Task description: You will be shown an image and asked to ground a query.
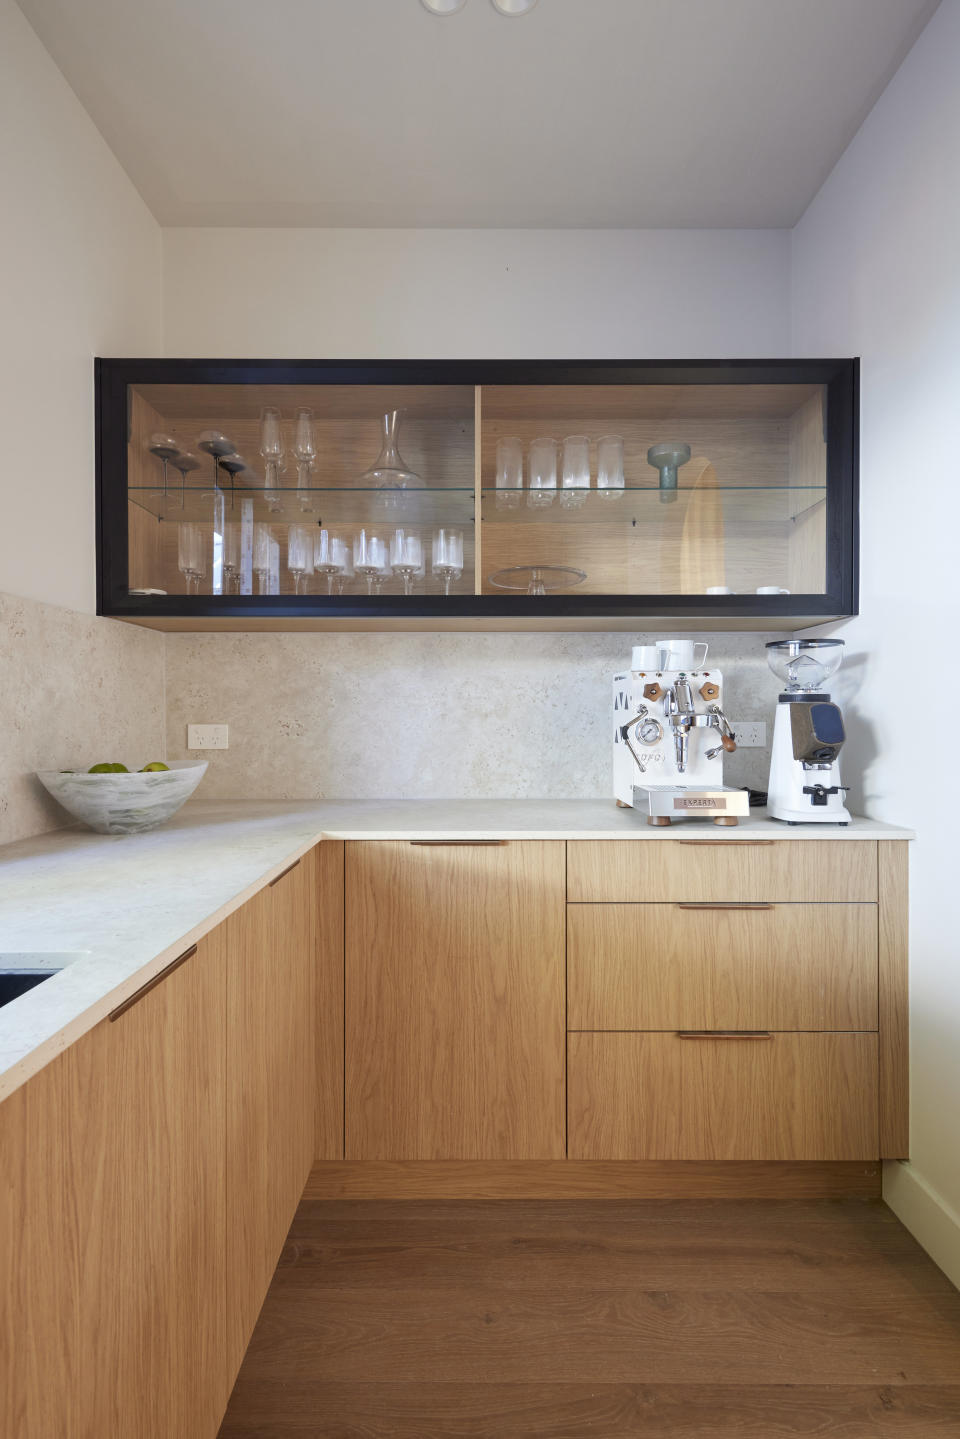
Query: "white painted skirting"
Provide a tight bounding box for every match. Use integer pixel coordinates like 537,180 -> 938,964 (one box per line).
884,1161 -> 960,1292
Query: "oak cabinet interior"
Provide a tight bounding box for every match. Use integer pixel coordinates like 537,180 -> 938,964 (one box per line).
97,358 -> 858,629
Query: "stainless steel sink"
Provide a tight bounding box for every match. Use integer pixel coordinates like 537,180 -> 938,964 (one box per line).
0,953 -> 87,1009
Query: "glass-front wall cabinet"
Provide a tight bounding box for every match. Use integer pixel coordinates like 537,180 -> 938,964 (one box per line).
97,360 -> 857,627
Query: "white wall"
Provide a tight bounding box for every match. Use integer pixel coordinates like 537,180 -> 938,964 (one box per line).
163,228 -> 790,357
792,0 -> 960,1286
0,0 -> 161,614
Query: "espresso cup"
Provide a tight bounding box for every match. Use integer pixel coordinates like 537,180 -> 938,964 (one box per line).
756,586 -> 790,595
706,586 -> 733,595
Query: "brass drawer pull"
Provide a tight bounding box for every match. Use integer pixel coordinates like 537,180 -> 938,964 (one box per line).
409,840 -> 508,847
269,858 -> 302,886
677,1030 -> 773,1040
676,839 -> 775,846
676,903 -> 775,911
109,945 -> 198,1021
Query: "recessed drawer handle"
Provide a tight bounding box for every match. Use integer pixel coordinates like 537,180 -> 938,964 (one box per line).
109,945 -> 198,1021
676,839 -> 775,846
677,1030 -> 773,1040
409,840 -> 508,847
676,903 -> 775,911
269,858 -> 302,886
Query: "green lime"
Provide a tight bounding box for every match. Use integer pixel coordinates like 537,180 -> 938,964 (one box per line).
88,762 -> 129,774
139,762 -> 170,772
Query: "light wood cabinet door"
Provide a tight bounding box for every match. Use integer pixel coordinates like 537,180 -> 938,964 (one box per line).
1,929 -> 229,1439
568,902 -> 879,1032
345,840 -> 566,1160
316,840 -> 345,1160
225,848 -> 318,1361
567,839 -> 878,903
568,1031 -> 879,1161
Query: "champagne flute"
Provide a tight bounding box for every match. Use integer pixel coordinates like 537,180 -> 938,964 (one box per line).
431,528 -> 463,596
222,522 -> 241,593
260,408 -> 284,512
293,408 -> 316,512
253,523 -> 275,595
390,529 -> 424,596
287,524 -> 314,594
177,523 -> 207,595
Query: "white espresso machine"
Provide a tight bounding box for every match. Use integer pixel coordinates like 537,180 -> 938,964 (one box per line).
766,638 -> 851,824
613,640 -> 749,826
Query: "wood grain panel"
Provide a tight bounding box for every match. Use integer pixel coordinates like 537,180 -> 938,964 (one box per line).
315,841 -> 345,1160
568,1032 -> 879,1161
480,383 -> 823,423
879,840 -> 910,1158
567,903 -> 879,1032
345,840 -> 565,1160
567,839 -> 878,903
303,1160 -> 881,1200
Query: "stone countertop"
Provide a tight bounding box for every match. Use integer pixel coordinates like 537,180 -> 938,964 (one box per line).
0,798 -> 913,1099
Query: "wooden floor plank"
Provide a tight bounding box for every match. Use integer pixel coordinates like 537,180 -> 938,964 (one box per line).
218,1199 -> 960,1437
219,1382 -> 960,1438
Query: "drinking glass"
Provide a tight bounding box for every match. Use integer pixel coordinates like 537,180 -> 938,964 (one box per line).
287,525 -> 314,594
561,434 -> 591,508
260,407 -> 284,512
596,434 -> 625,499
253,523 -> 275,595
177,523 -> 207,595
390,528 -> 424,595
314,529 -> 346,595
495,436 -> 523,510
431,527 -> 464,596
222,522 -> 241,593
527,437 -> 557,509
353,530 -> 389,595
293,408 -> 316,512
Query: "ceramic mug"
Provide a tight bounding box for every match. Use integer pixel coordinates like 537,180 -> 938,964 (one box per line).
656,638 -> 709,670
756,586 -> 791,595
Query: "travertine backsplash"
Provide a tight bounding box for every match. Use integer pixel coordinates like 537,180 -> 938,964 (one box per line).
0,593 -> 166,843
164,632 -> 777,800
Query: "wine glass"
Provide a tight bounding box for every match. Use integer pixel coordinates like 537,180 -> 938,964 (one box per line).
177,523 -> 207,595
147,433 -> 180,509
390,529 -> 424,596
293,408 -> 316,512
260,408 -> 284,512
287,525 -> 314,594
561,435 -> 590,508
253,524 -> 275,595
431,528 -> 463,596
198,431 -> 236,493
314,529 -> 347,595
596,434 -> 625,499
528,437 -> 557,509
353,530 -> 389,595
495,436 -> 523,510
170,449 -> 202,510
222,522 -> 241,593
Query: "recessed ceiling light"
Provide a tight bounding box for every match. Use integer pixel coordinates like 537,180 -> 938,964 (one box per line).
420,0 -> 467,13
491,0 -> 538,12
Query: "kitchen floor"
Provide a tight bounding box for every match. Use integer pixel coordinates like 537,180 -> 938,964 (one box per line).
217,1198 -> 960,1437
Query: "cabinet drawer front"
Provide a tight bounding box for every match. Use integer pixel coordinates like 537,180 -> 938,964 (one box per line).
568,1032 -> 878,1161
567,840 -> 877,903
568,903 -> 878,1032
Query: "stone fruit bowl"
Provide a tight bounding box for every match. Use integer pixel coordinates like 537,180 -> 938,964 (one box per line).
36,761 -> 208,835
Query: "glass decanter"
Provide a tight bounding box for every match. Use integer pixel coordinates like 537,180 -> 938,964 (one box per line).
357,409 -> 423,490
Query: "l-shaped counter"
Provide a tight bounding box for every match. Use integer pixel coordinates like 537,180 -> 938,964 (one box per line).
0,797 -> 913,1100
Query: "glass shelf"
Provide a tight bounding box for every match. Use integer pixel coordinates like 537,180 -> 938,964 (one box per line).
128,485 -> 476,527
480,486 -> 826,525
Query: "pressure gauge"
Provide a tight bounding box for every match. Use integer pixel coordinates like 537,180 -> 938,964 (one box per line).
636,717 -> 663,746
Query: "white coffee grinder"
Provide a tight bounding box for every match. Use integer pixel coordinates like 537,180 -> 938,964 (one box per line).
613,639 -> 749,826
766,638 -> 851,824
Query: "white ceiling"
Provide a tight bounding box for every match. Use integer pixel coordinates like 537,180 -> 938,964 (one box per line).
17,0 -> 939,228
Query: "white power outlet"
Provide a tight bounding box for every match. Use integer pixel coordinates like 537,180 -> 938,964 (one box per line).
732,721 -> 766,748
187,723 -> 229,751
